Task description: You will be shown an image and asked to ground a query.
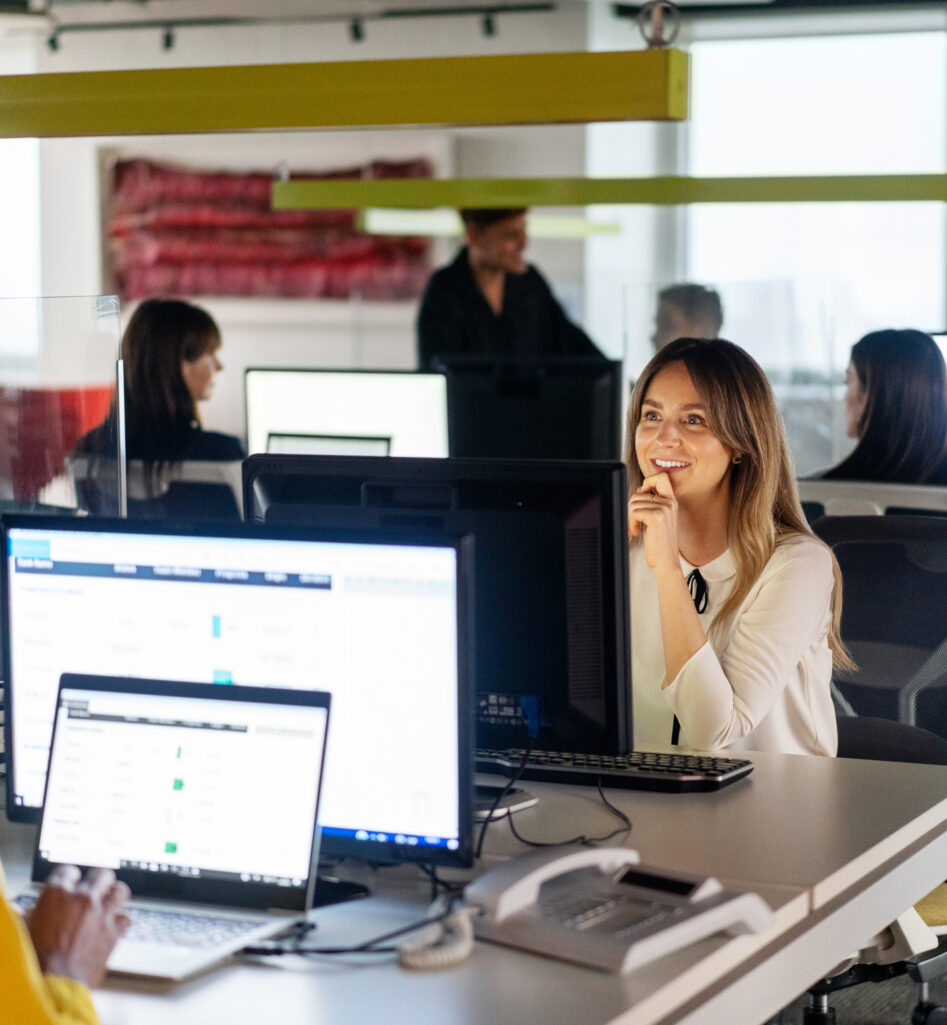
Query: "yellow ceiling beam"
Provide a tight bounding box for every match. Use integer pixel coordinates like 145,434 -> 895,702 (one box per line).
0,49 -> 688,138
273,174 -> 947,209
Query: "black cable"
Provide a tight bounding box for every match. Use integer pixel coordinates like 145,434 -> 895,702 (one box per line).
416,862 -> 462,901
504,780 -> 632,848
473,736 -> 535,859
242,905 -> 456,958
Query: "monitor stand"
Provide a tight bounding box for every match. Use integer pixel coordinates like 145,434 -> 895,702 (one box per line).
474,783 -> 539,821
314,873 -> 371,907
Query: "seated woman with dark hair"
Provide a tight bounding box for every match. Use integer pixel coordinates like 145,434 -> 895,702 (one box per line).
74,299 -> 245,516
821,328 -> 947,484
76,297 -> 244,466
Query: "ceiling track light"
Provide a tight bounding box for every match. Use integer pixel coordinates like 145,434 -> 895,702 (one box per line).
162,26 -> 174,50
35,5 -> 555,49
46,29 -> 58,51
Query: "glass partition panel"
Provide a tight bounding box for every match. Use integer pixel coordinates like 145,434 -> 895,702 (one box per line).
0,295 -> 121,514
621,279 -> 844,479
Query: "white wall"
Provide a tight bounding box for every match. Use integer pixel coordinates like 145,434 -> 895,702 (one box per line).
31,4 -> 592,440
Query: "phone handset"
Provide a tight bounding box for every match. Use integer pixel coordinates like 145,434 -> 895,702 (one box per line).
464,846 -> 640,922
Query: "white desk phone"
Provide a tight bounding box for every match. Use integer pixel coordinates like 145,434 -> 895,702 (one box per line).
463,846 -> 774,973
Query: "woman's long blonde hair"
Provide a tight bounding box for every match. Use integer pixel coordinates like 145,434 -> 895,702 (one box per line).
624,337 -> 853,669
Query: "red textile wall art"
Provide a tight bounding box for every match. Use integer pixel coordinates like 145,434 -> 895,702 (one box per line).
0,385 -> 114,500
106,157 -> 433,302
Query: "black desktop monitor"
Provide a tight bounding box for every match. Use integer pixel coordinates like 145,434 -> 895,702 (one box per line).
244,455 -> 631,755
2,515 -> 473,872
433,355 -> 623,460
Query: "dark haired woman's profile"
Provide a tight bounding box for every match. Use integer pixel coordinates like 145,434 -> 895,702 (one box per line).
74,298 -> 245,511
821,328 -> 947,484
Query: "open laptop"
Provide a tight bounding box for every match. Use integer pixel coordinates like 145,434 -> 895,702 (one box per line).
23,673 -> 331,982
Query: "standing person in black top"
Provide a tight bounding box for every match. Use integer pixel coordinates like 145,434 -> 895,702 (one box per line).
416,207 -> 603,370
819,328 -> 947,484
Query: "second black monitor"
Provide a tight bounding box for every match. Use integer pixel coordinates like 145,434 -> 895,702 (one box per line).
244,454 -> 631,755
434,355 -> 623,460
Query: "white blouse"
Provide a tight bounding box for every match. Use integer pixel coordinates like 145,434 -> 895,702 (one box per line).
630,534 -> 837,756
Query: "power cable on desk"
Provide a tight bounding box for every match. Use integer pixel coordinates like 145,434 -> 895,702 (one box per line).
241,899 -> 476,969
475,736 -> 633,852
505,781 -> 632,848
473,735 -> 535,859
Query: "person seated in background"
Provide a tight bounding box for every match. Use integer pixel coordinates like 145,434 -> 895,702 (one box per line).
416,207 -> 604,371
819,328 -> 947,484
76,297 -> 245,469
3,863 -> 129,1025
627,337 -> 851,756
651,283 -> 724,352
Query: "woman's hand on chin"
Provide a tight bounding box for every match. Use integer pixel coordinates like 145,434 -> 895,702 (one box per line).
628,473 -> 680,572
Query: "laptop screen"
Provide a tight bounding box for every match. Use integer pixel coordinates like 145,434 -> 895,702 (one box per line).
3,517 -> 472,868
36,676 -> 330,911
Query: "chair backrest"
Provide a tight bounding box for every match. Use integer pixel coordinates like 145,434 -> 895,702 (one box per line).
836,715 -> 947,765
798,479 -> 947,522
812,515 -> 947,731
70,457 -> 243,521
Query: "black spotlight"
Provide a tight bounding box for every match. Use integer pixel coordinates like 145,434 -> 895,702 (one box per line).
482,14 -> 496,37
162,27 -> 175,51
46,32 -> 59,52
349,18 -> 364,42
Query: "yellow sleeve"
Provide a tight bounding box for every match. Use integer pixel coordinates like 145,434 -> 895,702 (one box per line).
0,864 -> 102,1025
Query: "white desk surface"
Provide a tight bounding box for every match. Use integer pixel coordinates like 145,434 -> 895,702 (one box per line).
3,750 -> 947,1025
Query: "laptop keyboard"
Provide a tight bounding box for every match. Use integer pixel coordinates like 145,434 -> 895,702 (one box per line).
475,748 -> 754,793
14,894 -> 261,948
121,907 -> 263,948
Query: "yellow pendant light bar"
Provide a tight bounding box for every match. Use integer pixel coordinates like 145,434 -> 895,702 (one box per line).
0,48 -> 688,139
274,173 -> 947,210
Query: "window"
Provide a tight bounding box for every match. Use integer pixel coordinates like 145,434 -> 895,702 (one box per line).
685,29 -> 947,473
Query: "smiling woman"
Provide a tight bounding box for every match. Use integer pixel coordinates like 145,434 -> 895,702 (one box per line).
624,337 -> 851,757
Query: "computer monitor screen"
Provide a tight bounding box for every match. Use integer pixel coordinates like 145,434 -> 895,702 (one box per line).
245,368 -> 448,458
266,433 -> 391,457
244,455 -> 631,756
2,516 -> 473,869
433,355 -> 623,460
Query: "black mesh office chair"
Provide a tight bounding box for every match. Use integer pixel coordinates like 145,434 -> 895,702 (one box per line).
70,457 -> 243,521
801,716 -> 947,1025
811,516 -> 947,735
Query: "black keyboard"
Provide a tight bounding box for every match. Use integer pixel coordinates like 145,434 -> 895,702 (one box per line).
475,748 -> 754,793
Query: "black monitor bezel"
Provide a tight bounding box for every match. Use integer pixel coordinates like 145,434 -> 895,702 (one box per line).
1,514 -> 475,870
242,454 -> 632,757
433,354 -> 623,461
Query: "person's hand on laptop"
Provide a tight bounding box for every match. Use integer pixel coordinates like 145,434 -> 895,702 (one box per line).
27,865 -> 131,986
